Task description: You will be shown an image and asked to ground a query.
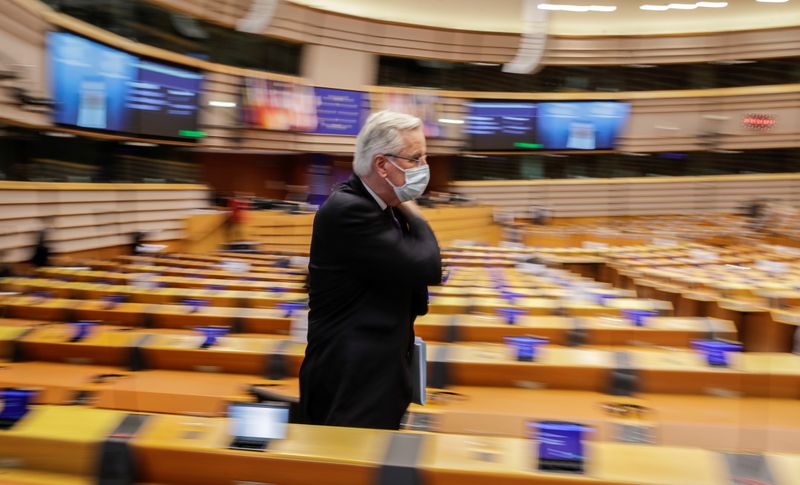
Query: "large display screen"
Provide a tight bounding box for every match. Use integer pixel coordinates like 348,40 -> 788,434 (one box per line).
372,92 -> 442,138
48,31 -> 203,139
312,87 -> 368,136
536,102 -> 630,150
464,102 -> 538,151
241,78 -> 317,132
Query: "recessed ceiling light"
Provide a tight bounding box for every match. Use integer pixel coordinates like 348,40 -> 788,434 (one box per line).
124,141 -> 159,147
538,3 -> 616,11
640,4 -> 670,10
208,100 -> 237,108
44,131 -> 76,138
756,0 -> 788,3
668,3 -> 698,9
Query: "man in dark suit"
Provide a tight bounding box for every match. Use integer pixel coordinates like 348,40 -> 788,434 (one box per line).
299,111 -> 442,430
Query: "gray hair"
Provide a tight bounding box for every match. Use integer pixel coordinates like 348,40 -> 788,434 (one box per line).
353,110 -> 422,177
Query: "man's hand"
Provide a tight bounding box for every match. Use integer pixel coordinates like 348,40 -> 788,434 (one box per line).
396,200 -> 426,220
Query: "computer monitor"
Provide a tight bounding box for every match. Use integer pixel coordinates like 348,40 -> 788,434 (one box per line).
530,420 -> 590,473
228,402 -> 289,452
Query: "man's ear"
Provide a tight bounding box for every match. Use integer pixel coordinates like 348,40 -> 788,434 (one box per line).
374,155 -> 388,177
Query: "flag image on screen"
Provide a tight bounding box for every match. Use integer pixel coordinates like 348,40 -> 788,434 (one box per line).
49,32 -> 137,132
537,102 -> 630,150
48,31 -> 204,139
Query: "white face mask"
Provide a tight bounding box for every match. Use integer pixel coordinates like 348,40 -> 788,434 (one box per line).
385,159 -> 430,202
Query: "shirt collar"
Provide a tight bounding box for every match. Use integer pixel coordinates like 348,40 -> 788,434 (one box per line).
360,177 -> 388,211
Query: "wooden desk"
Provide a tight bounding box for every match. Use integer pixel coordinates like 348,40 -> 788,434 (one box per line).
419,436 -> 728,485
412,387 -> 800,453
0,296 -> 80,322
0,470 -> 92,484
0,324 -> 35,360
5,278 -> 306,310
0,362 -> 120,404
0,406 -> 125,476
428,296 -> 671,318
74,301 -> 153,326
132,416 -> 386,485
140,334 -> 299,375
91,370 -> 287,415
767,453 -> 800,485
439,343 -> 613,390
18,324 -> 139,367
415,314 -> 735,347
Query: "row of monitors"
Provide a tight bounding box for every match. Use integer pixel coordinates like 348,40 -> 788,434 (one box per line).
49,31 -> 629,149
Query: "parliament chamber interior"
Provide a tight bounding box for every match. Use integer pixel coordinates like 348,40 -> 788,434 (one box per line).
0,0 -> 800,483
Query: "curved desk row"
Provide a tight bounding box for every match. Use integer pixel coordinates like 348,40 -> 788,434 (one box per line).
0,296 -> 292,333
37,267 -> 307,292
4,405 -> 799,485
2,277 -> 307,308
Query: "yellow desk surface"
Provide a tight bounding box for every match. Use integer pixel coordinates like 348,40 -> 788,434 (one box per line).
116,264 -> 306,283
5,278 -> 306,309
0,362 -> 120,404
428,296 -> 671,317
414,387 -> 800,453
0,295 -> 80,321
92,370 -> 278,415
0,325 -> 35,359
415,315 -> 735,346
0,406 -> 126,476
767,453 -> 800,485
0,469 -> 92,485
18,324 -> 138,366
133,416 -> 386,485
419,436 -> 727,485
139,334 -> 297,375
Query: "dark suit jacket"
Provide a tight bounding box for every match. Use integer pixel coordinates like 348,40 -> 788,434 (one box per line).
299,175 -> 441,430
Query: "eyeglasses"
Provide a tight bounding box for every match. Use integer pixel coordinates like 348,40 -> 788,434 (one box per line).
384,153 -> 427,167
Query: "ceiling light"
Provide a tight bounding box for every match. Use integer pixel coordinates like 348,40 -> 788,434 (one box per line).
668,3 -> 698,9
538,3 -> 616,11
697,1 -> 727,6
208,100 -> 237,108
640,4 -> 670,10
438,118 -> 465,125
712,59 -> 756,64
470,62 -> 501,66
756,0 -> 788,3
44,131 -> 76,138
124,141 -> 159,147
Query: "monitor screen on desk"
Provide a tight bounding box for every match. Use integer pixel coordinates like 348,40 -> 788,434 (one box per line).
229,402 -> 289,441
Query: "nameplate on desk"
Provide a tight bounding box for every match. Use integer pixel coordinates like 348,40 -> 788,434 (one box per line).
611,423 -> 656,444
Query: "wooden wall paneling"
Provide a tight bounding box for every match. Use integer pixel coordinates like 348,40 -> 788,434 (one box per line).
450,173 -> 800,218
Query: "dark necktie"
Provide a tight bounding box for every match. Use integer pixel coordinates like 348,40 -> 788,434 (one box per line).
386,207 -> 402,232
